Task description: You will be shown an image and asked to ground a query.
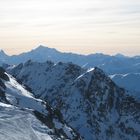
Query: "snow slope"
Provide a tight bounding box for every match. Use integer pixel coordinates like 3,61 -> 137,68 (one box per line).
0,103 -> 53,140
0,67 -> 81,140
110,73 -> 140,98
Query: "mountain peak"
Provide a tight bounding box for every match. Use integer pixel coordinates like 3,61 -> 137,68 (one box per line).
93,67 -> 106,75
33,45 -> 58,52
114,53 -> 126,58
0,49 -> 7,56
0,49 -> 4,53
36,45 -> 48,49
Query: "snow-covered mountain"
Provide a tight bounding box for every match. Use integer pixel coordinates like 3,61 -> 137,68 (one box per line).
0,50 -> 9,65
8,61 -> 140,140
0,45 -> 140,95
0,67 -> 81,140
110,73 -> 140,98
0,45 -> 140,74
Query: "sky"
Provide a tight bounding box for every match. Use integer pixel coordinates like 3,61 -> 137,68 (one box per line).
0,0 -> 140,56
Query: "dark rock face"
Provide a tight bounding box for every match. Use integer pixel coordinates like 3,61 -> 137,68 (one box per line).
0,67 -> 9,81
0,79 -> 6,89
0,89 -> 9,103
34,110 -> 81,140
0,76 -> 9,104
0,67 -> 5,73
0,67 -> 8,103
8,61 -> 140,140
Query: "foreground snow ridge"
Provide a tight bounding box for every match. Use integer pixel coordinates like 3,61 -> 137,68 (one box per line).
0,103 -> 53,140
0,68 -> 81,140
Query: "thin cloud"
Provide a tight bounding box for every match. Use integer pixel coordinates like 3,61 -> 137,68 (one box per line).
0,0 -> 140,55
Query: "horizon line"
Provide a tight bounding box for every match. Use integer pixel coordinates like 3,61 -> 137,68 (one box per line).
0,45 -> 139,57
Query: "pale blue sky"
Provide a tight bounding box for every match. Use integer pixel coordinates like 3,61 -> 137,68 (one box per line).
0,0 -> 140,55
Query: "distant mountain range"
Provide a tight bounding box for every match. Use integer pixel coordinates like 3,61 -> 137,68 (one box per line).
1,45 -> 140,70
0,45 -> 140,97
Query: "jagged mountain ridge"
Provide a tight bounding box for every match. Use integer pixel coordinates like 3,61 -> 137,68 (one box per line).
8,60 -> 140,140
0,67 -> 81,140
1,45 -> 140,96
